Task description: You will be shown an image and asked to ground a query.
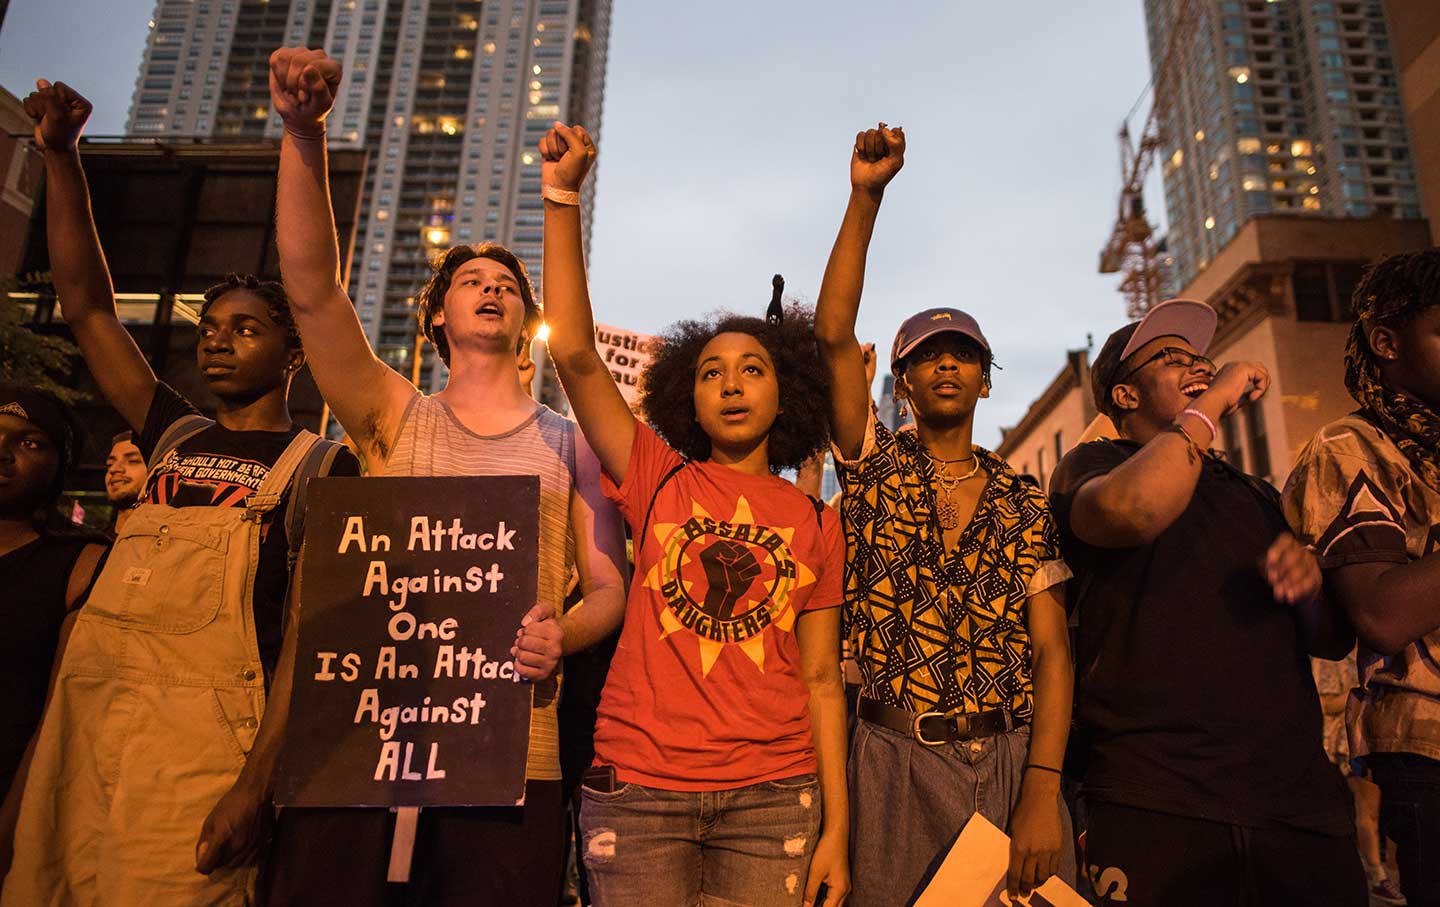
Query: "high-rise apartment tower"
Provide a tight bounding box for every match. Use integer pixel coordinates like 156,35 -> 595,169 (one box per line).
1143,0 -> 1423,286
128,0 -> 611,386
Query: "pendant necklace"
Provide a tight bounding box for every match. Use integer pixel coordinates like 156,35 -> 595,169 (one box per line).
931,454 -> 981,530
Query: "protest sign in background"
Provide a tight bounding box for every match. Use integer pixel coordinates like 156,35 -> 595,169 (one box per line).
276,476 -> 539,808
594,322 -> 656,405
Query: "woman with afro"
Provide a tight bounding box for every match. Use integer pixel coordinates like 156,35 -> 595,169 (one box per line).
539,122 -> 850,907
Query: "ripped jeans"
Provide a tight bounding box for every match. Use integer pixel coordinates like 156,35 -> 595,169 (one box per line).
579,774 -> 821,907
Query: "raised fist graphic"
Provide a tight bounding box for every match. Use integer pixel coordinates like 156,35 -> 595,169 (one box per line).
698,539 -> 762,620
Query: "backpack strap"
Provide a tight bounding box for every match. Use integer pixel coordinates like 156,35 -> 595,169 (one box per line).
141,414 -> 215,496
638,461 -> 687,548
283,437 -> 347,570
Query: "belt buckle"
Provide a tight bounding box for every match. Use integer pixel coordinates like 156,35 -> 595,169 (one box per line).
911,710 -> 948,747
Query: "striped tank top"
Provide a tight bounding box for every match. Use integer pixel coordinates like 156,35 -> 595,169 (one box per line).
383,394 -> 575,781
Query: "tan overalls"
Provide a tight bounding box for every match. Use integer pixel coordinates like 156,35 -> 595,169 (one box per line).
4,427 -> 318,907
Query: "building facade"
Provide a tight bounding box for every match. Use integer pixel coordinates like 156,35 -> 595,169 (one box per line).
1144,0 -> 1424,287
999,216 -> 1431,489
127,0 -> 612,387
1382,0 -> 1440,244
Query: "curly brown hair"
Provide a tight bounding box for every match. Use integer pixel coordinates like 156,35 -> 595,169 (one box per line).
201,274 -> 300,350
639,304 -> 830,472
416,243 -> 541,364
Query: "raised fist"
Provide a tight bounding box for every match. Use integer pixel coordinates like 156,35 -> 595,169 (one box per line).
268,47 -> 342,137
538,122 -> 596,192
852,122 -> 905,193
1200,360 -> 1270,416
23,80 -> 92,153
699,539 -> 762,621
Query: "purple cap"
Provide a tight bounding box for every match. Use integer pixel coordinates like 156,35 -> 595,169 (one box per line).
890,308 -> 990,374
1091,298 -> 1218,418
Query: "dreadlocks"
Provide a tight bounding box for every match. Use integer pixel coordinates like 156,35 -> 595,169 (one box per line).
201,274 -> 302,352
1344,248 -> 1440,491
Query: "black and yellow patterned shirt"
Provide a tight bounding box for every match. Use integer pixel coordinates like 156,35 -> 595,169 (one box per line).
834,413 -> 1071,719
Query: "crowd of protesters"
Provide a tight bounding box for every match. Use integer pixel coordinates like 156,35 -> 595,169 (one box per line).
0,45 -> 1436,907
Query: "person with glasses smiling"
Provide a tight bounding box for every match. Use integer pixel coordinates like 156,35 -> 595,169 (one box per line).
1047,299 -> 1366,907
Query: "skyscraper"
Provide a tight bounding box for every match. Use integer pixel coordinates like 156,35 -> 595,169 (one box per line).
128,0 -> 611,387
1143,0 -> 1423,286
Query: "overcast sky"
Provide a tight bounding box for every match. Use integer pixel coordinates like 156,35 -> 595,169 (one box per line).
1,0 -> 1154,447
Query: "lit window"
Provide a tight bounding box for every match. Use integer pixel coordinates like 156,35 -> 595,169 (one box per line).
1290,140 -> 1313,156
1237,137 -> 1262,154
483,42 -> 496,53
1230,66 -> 1251,83
1194,129 -> 1206,141
1242,174 -> 1265,191
532,64 -> 542,74
1302,196 -> 1321,210
1204,216 -> 1217,230
1170,149 -> 1184,168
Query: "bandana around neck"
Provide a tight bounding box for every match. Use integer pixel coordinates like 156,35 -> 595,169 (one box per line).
1344,320 -> 1440,493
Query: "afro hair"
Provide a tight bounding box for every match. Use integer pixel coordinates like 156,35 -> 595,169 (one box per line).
639,303 -> 830,473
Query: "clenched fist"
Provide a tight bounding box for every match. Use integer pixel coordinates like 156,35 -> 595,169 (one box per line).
269,47 -> 342,137
852,122 -> 905,194
23,79 -> 92,153
538,122 -> 596,193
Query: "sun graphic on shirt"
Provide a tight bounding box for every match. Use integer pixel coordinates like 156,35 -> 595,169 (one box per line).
641,495 -> 816,678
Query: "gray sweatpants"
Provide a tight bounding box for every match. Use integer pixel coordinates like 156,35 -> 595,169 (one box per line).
847,719 -> 1075,906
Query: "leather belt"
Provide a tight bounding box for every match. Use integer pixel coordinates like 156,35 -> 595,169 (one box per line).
857,696 -> 1017,747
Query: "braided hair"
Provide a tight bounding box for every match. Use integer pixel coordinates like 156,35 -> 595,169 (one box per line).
1345,248 -> 1440,490
201,274 -> 302,351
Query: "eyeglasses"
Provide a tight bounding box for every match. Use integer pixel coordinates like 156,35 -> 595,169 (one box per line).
1117,347 -> 1216,385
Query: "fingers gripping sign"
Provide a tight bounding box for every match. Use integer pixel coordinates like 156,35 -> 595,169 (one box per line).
23,79 -> 93,153
539,122 -> 597,193
268,46 -> 343,137
511,602 -> 563,681
851,122 -> 906,194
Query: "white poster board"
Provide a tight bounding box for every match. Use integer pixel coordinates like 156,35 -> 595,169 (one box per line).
914,814 -> 1089,907
594,323 -> 656,405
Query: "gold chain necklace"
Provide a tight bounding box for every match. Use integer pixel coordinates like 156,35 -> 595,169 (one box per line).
930,453 -> 982,530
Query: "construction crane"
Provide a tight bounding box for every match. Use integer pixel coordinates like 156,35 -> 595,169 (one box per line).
1099,0 -> 1198,318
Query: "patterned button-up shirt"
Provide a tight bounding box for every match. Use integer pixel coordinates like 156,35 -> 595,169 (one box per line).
834,413 -> 1071,719
1285,413 -> 1440,765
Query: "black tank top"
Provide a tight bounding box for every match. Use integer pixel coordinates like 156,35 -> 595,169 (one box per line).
0,534 -> 103,795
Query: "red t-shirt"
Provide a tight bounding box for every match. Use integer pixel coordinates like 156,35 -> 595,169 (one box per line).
595,423 -> 845,790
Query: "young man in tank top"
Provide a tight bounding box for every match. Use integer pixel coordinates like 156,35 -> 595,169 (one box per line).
265,47 -> 628,905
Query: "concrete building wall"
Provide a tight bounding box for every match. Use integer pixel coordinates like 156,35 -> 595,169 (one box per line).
1002,387 -> 1089,490
1385,0 -> 1440,244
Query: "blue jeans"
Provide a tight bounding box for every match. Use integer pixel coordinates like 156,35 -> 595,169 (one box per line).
1371,752 -> 1440,907
848,721 -> 1075,907
578,774 -> 822,907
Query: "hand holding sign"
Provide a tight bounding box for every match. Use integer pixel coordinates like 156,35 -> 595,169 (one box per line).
512,602 -> 563,680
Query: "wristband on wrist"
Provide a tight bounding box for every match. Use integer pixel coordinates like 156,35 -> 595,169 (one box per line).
283,125 -> 326,142
542,184 -> 580,205
1179,407 -> 1217,443
1024,764 -> 1062,776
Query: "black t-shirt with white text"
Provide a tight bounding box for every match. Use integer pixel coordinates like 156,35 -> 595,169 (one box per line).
137,383 -> 360,677
1048,439 -> 1351,835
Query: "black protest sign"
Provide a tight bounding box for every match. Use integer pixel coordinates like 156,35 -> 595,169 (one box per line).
276,476 -> 539,808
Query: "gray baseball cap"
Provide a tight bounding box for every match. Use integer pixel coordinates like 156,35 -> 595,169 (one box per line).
890,308 -> 990,374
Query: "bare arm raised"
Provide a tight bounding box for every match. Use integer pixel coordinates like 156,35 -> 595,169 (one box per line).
814,124 -> 905,460
1068,362 -> 1269,547
538,123 -> 636,483
24,81 -> 155,430
270,47 -> 416,468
